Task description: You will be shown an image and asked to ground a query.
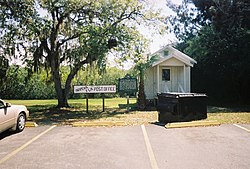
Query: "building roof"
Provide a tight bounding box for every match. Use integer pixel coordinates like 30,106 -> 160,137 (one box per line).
151,45 -> 197,67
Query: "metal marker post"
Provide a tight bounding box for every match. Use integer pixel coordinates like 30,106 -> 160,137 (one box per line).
127,95 -> 130,111
102,93 -> 105,112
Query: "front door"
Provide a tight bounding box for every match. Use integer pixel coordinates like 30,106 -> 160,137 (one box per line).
161,68 -> 171,92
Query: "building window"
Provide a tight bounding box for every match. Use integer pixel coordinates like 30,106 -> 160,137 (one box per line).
162,69 -> 170,81
163,50 -> 169,56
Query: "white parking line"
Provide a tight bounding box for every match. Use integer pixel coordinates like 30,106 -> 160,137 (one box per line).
233,124 -> 250,133
0,125 -> 56,165
141,125 -> 159,169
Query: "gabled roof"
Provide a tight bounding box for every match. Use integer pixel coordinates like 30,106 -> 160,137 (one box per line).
151,45 -> 197,67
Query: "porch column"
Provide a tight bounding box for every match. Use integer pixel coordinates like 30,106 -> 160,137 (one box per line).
157,65 -> 160,93
183,64 -> 186,92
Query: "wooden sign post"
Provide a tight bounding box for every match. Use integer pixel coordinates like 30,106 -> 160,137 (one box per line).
102,93 -> 105,112
74,85 -> 116,113
86,93 -> 89,114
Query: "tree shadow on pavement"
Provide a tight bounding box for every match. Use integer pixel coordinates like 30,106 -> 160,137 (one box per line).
27,104 -> 135,125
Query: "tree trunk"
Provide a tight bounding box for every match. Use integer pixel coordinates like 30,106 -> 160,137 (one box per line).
57,89 -> 70,108
53,58 -> 89,108
52,65 -> 70,108
50,51 -> 70,108
137,69 -> 146,110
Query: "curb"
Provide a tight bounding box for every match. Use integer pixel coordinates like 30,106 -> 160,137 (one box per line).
165,120 -> 220,129
25,121 -> 38,127
72,121 -> 127,127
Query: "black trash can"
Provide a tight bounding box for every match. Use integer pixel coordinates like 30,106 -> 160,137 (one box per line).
157,93 -> 207,123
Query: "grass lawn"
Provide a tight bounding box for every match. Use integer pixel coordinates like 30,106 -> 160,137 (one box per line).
7,98 -> 157,125
7,98 -> 132,108
207,106 -> 250,124
6,99 -> 250,125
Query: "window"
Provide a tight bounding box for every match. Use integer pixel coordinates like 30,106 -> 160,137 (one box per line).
163,50 -> 169,56
162,69 -> 170,81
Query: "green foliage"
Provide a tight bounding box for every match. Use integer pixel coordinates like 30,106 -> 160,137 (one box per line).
72,65 -> 127,98
0,66 -> 26,99
0,56 -> 9,84
166,0 -> 201,41
0,0 -> 160,107
24,74 -> 56,99
167,0 -> 250,104
127,37 -> 159,110
0,66 -> 56,99
186,26 -> 250,104
73,65 -> 126,86
0,65 -> 126,99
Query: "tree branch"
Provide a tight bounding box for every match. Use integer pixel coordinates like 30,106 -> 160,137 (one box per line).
41,39 -> 50,54
56,33 -> 80,50
64,58 -> 88,94
101,9 -> 141,37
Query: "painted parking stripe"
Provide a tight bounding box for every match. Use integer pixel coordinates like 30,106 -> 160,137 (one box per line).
233,124 -> 250,133
0,125 -> 56,165
141,125 -> 159,169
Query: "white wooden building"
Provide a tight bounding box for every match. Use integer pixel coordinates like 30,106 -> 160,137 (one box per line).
145,46 -> 197,100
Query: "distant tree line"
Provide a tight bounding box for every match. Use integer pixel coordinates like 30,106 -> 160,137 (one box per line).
0,65 -> 127,100
167,0 -> 250,105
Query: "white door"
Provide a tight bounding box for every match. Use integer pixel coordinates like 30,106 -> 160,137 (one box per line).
161,68 -> 171,92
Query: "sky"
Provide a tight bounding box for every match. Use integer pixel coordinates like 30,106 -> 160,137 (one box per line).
109,0 -> 182,69
143,0 -> 182,53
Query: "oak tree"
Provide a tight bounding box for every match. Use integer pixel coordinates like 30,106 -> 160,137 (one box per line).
0,0 -> 157,107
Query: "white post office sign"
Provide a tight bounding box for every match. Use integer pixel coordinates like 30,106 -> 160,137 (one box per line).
74,85 -> 116,94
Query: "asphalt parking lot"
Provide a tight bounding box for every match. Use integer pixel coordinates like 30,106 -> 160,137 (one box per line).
0,124 -> 249,169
